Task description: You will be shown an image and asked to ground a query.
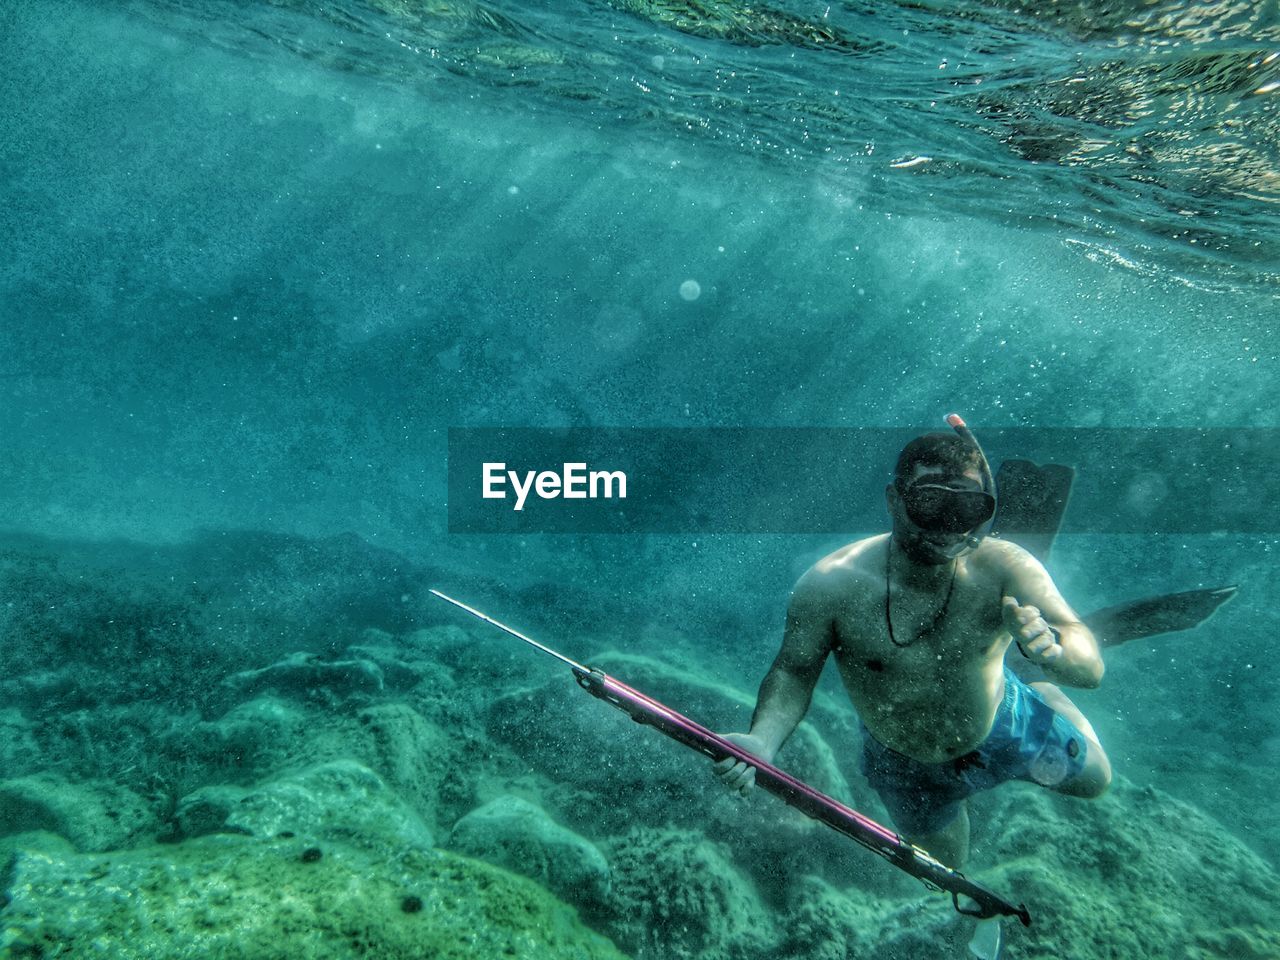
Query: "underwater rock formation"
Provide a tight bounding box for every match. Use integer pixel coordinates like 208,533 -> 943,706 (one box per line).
0,774 -> 150,852
352,700 -> 461,832
0,710 -> 39,777
225,651 -> 386,700
967,777 -> 1280,959
1,833 -> 629,959
449,794 -> 610,910
773,874 -> 894,960
162,689 -> 470,837
173,760 -> 434,851
165,695 -> 310,777
604,825 -> 778,960
1,753 -> 628,958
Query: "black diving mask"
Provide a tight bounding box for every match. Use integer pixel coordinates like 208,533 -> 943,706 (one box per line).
900,477 -> 996,534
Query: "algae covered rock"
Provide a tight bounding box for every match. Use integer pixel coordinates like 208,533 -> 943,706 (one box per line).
223,637 -> 446,704
0,833 -> 630,960
968,776 -> 1280,960
1187,924 -> 1280,960
225,651 -> 386,700
167,695 -> 463,836
774,874 -> 895,960
0,773 -> 150,852
450,794 -> 610,909
352,700 -> 459,832
174,760 -> 434,851
162,695 -> 309,781
604,825 -> 777,960
345,632 -> 440,692
0,710 -> 41,775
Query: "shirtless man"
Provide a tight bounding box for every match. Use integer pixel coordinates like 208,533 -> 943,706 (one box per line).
716,424 -> 1112,870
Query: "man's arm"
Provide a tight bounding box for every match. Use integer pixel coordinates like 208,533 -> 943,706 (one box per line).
746,576 -> 837,758
999,543 -> 1104,689
715,572 -> 835,795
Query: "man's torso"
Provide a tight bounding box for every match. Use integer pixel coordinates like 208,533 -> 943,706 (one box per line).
814,534 -> 1014,763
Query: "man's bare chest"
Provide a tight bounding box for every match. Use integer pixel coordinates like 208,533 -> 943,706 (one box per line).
829,575 -> 1006,668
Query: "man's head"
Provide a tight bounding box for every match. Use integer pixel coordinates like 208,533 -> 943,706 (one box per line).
887,432 -> 995,564
892,432 -> 985,492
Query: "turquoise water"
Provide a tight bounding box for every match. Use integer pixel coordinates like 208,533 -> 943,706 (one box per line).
2,1 -> 1278,957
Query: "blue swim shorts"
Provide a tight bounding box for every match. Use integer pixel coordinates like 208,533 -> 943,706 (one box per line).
860,667 -> 1088,837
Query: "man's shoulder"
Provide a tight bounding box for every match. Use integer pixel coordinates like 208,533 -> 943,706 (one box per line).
795,534 -> 887,597
973,536 -> 1042,571
969,536 -> 1054,589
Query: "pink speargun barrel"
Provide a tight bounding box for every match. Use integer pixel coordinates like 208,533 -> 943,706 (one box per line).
431,589 -> 1031,926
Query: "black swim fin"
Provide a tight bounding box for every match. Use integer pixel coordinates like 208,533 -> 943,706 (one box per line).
1012,584 -> 1240,683
1082,585 -> 1239,648
992,459 -> 1075,565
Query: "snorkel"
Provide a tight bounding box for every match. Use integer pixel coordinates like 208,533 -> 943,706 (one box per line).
942,413 -> 997,555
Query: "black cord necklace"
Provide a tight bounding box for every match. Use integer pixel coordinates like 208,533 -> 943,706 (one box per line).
885,542 -> 958,648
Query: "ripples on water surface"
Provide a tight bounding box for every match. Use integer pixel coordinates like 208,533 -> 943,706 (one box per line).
125,0 -> 1280,293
